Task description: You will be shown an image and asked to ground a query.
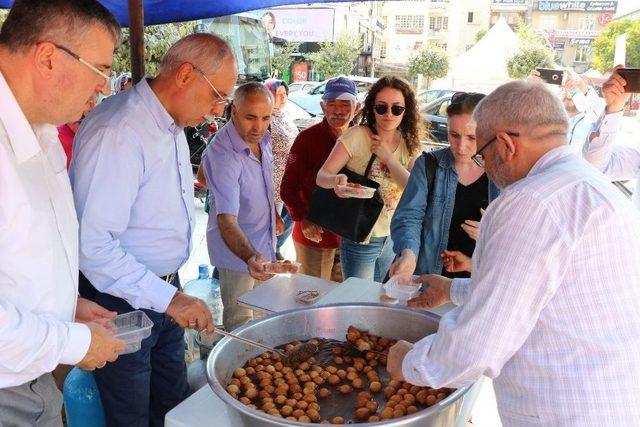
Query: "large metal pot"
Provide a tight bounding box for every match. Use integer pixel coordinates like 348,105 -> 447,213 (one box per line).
206,303 -> 473,426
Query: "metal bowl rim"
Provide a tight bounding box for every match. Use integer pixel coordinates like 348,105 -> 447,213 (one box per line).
206,303 -> 472,426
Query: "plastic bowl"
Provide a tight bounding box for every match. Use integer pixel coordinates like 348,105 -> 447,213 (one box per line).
263,261 -> 301,274
336,184 -> 376,199
384,275 -> 421,303
110,310 -> 154,354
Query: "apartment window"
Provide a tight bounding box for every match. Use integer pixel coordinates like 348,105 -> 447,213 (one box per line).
429,16 -> 448,31
538,15 -> 558,29
467,12 -> 474,23
381,42 -> 387,58
395,15 -> 425,33
574,45 -> 591,62
580,15 -> 595,30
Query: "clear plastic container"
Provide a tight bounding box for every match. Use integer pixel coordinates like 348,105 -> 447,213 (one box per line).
383,275 -> 421,304
263,260 -> 301,274
336,184 -> 376,199
111,310 -> 154,354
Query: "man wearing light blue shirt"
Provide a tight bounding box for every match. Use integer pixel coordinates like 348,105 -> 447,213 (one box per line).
70,34 -> 238,426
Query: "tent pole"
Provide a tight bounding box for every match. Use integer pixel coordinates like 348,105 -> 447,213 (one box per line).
128,0 -> 145,83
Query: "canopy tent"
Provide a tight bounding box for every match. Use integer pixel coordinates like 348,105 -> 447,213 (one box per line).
0,0 -> 352,26
0,0 -> 354,80
434,17 -> 520,93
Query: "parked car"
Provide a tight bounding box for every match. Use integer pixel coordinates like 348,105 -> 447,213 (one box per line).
282,99 -> 322,131
288,81 -> 320,94
288,75 -> 378,116
421,94 -> 453,144
417,89 -> 455,113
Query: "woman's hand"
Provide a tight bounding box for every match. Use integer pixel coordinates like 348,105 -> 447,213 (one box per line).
370,135 -> 394,163
441,250 -> 472,273
333,174 -> 351,198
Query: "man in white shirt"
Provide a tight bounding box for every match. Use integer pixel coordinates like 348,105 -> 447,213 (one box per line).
387,80 -> 640,426
584,66 -> 640,208
0,1 -> 125,425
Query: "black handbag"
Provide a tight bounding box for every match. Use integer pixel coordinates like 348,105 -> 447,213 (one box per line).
306,154 -> 384,243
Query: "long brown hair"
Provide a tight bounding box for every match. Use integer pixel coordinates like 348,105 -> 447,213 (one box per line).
360,75 -> 424,156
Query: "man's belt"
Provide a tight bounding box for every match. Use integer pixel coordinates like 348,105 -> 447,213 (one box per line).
161,272 -> 177,284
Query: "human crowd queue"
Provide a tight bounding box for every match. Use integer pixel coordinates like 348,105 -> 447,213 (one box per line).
1,1 -> 640,426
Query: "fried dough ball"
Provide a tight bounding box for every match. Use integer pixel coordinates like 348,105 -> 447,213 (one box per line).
383,386 -> 396,398
369,381 -> 382,393
355,407 -> 370,421
380,407 -> 394,420
331,416 -> 345,424
407,405 -> 418,415
226,384 -> 239,395
298,415 -> 311,423
318,387 -> 331,398
336,369 -> 347,379
352,378 -> 364,389
327,374 -> 340,385
280,405 -> 293,417
338,384 -> 352,394
306,409 -> 321,422
368,415 -> 380,422
292,409 -> 305,418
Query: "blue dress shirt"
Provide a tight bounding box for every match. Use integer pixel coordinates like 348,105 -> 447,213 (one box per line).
70,79 -> 194,313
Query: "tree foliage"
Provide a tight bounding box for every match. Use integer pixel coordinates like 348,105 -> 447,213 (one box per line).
0,9 -> 8,27
113,22 -> 195,76
592,19 -> 640,73
407,47 -> 449,88
307,34 -> 361,79
507,22 -> 555,79
271,42 -> 300,77
474,29 -> 488,44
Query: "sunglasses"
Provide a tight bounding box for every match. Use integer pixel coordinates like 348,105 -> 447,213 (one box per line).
374,104 -> 406,116
450,91 -> 485,105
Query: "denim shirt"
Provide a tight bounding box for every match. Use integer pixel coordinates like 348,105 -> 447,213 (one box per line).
391,147 -> 500,275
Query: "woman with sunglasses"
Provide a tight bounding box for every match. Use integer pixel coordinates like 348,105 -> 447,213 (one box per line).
316,76 -> 423,282
389,92 -> 500,279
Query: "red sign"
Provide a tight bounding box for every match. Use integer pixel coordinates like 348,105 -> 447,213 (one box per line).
292,63 -> 309,82
599,13 -> 613,26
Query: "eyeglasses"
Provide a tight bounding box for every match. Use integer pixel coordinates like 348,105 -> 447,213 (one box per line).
374,104 -> 406,116
471,131 -> 520,168
450,91 -> 485,105
53,43 -> 110,85
193,66 -> 232,106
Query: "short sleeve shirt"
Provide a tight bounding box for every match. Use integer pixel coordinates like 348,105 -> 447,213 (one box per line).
339,125 -> 412,237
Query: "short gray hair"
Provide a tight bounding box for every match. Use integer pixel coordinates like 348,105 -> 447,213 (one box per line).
0,0 -> 121,52
233,82 -> 274,108
159,33 -> 233,75
474,80 -> 568,141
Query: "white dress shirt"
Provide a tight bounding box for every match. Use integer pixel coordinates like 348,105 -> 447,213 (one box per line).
403,146 -> 640,426
0,72 -> 91,388
585,111 -> 640,209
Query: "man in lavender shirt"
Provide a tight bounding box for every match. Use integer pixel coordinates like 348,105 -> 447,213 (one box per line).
202,82 -> 284,331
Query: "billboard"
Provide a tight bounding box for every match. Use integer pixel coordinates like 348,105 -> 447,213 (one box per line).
537,1 -> 618,12
261,8 -> 335,43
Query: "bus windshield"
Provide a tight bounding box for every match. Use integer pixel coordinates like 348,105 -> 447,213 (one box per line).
202,14 -> 271,81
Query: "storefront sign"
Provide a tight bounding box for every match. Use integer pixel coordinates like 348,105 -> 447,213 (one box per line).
569,38 -> 593,45
537,1 -> 618,12
266,8 -> 335,43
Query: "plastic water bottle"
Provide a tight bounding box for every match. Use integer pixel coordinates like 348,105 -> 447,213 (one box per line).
63,368 -> 105,427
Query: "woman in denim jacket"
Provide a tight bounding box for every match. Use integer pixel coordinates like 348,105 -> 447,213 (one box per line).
390,92 -> 499,278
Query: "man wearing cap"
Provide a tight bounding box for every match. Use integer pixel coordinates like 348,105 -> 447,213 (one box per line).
281,76 -> 361,280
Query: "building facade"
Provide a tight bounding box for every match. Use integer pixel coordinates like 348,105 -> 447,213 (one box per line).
530,0 -> 619,72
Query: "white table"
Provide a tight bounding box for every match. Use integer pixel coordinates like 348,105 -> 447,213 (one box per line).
239,274 -> 455,318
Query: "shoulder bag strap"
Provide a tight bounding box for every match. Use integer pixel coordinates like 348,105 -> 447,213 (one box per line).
424,151 -> 437,203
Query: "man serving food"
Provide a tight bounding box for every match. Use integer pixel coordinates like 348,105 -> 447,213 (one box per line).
387,80 -> 640,426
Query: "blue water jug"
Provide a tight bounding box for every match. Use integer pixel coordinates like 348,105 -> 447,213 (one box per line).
183,264 -> 223,327
63,367 -> 105,427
